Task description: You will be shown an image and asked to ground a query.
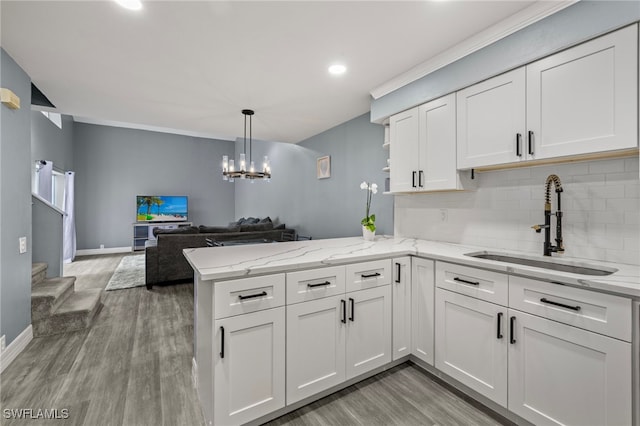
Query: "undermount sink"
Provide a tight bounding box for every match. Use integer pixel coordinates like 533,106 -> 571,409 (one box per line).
464,251 -> 617,276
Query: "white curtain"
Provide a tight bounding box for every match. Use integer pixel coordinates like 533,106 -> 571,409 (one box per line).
63,171 -> 76,263
37,160 -> 53,202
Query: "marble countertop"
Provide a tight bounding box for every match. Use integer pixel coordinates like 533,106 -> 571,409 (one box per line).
183,236 -> 640,298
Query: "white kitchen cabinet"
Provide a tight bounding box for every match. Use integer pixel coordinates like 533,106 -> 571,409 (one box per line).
390,94 -> 466,193
457,24 -> 638,169
435,288 -> 508,406
286,295 -> 346,404
346,285 -> 392,379
392,257 -> 412,360
389,107 -> 419,192
214,307 -> 286,426
508,310 -> 631,426
456,68 -> 526,169
411,257 -> 435,365
527,24 -> 638,160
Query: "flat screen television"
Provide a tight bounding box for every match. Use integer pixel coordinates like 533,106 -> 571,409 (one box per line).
136,195 -> 188,222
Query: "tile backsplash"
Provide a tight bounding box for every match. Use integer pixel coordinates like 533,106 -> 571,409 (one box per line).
394,157 -> 640,266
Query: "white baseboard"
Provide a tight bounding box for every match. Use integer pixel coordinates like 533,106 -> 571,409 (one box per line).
0,325 -> 33,373
76,246 -> 132,256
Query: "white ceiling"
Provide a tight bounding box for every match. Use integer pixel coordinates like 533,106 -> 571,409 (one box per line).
1,1 -> 565,143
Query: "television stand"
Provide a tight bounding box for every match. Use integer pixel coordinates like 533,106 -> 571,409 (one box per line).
132,222 -> 193,252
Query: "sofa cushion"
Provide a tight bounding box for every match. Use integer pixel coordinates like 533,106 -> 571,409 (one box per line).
153,226 -> 199,236
199,225 -> 240,233
240,221 -> 274,232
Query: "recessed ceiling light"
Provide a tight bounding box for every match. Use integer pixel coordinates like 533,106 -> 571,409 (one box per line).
328,64 -> 347,75
114,0 -> 143,11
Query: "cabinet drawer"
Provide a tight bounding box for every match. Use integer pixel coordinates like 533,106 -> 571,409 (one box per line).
509,276 -> 632,342
214,274 -> 285,319
345,259 -> 392,292
286,266 -> 346,304
436,261 -> 508,306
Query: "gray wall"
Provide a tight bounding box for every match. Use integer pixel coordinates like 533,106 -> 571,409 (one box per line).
235,113 -> 393,239
73,123 -> 236,250
1,49 -> 32,346
371,1 -> 640,121
32,195 -> 63,278
31,111 -> 74,171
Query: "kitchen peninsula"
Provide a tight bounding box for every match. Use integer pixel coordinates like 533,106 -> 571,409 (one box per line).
184,236 -> 640,426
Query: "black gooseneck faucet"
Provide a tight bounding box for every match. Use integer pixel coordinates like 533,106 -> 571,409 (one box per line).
532,174 -> 564,256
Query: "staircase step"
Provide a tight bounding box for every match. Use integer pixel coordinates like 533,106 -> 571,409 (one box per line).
32,262 -> 48,285
31,276 -> 76,321
33,288 -> 102,337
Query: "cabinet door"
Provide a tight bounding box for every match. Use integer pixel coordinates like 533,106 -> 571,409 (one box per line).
392,257 -> 412,360
346,285 -> 392,379
214,307 -> 285,426
411,258 -> 435,365
389,107 -> 420,192
286,296 -> 346,404
435,288 -> 508,407
457,68 -> 526,169
508,310 -> 631,426
527,25 -> 638,160
418,93 -> 458,191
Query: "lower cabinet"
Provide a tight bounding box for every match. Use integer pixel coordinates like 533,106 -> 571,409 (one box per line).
411,257 -> 435,365
214,307 -> 286,426
392,257 -> 412,360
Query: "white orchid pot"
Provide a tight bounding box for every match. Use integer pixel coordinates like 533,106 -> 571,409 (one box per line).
362,226 -> 376,241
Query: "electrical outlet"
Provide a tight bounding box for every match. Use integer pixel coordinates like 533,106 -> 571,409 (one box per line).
1,335 -> 6,352
100,244 -> 105,249
440,209 -> 448,222
19,236 -> 27,254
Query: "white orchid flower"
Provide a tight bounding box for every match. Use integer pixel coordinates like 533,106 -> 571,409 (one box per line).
360,181 -> 368,190
371,183 -> 378,194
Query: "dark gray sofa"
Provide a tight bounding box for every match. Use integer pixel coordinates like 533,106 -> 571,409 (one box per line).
145,220 -> 295,289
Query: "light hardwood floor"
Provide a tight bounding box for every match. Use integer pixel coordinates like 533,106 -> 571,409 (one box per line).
1,254 -> 510,426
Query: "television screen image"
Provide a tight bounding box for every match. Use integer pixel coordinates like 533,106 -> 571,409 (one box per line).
136,195 -> 188,222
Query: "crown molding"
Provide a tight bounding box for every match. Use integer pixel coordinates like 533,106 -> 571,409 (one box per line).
370,0 -> 577,100
73,116 -> 236,142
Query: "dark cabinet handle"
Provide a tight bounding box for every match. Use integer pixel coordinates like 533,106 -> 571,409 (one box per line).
220,326 -> 225,358
412,171 -> 417,188
510,316 -> 516,344
528,131 -> 534,155
361,272 -> 381,279
453,277 -> 479,286
540,297 -> 581,311
516,133 -> 522,157
419,170 -> 424,188
238,291 -> 267,300
349,298 -> 355,322
341,299 -> 346,324
395,263 -> 401,283
307,281 -> 331,288
497,312 -> 503,339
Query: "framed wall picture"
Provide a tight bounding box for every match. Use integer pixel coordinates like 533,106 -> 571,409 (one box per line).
317,156 -> 331,179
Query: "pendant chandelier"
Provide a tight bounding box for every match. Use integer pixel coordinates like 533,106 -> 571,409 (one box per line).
222,109 -> 271,182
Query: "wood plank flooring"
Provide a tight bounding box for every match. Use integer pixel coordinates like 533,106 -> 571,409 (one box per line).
1,254 -> 510,426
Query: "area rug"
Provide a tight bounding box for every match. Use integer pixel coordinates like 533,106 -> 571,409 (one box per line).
105,254 -> 145,291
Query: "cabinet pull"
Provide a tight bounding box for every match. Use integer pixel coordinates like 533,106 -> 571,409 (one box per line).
540,297 -> 581,311
307,281 -> 331,288
412,171 -> 417,188
220,326 -> 225,358
361,272 -> 381,279
341,299 -> 346,324
453,277 -> 479,286
419,170 -> 424,188
349,298 -> 355,322
510,316 -> 516,344
238,291 -> 267,300
395,263 -> 401,283
516,133 -> 522,157
528,131 -> 534,155
497,312 -> 504,339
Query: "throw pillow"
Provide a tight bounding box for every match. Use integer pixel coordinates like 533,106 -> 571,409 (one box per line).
240,222 -> 274,232
274,223 -> 286,230
258,217 -> 272,225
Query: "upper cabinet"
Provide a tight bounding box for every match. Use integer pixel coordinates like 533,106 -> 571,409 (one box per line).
389,94 -> 469,193
457,24 -> 638,170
